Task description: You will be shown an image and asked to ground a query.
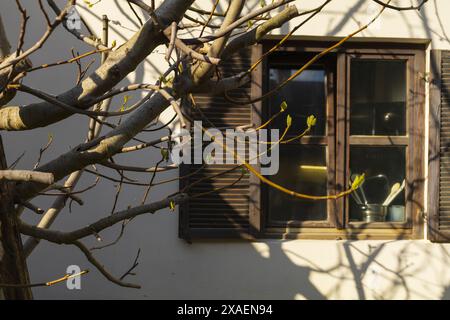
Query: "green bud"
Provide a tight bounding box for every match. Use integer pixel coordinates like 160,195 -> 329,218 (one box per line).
307,115 -> 317,128
351,173 -> 365,190
286,114 -> 292,128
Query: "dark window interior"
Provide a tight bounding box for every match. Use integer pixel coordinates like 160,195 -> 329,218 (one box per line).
267,145 -> 328,224
350,60 -> 406,136
265,54 -> 331,225
269,67 -> 326,136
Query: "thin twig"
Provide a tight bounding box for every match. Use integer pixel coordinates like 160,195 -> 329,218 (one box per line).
0,270 -> 89,288
119,248 -> 141,281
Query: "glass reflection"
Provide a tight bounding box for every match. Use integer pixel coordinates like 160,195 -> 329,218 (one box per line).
269,68 -> 326,136
268,145 -> 328,223
350,60 -> 406,136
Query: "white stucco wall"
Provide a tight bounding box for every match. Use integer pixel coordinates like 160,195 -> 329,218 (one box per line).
2,0 -> 450,299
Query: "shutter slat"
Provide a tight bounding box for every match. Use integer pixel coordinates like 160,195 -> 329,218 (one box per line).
179,47 -> 254,239
432,49 -> 450,241
440,49 -> 450,236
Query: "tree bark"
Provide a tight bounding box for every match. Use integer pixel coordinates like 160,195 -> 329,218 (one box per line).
0,135 -> 33,299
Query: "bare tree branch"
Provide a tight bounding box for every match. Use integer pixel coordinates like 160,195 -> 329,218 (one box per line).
0,0 -> 195,131
184,0 -> 296,45
0,170 -> 54,184
46,0 -> 107,50
12,0 -> 312,203
73,240 -> 140,288
192,0 -> 246,85
0,0 -> 412,294
372,0 -> 428,11
222,4 -> 301,57
19,201 -> 45,215
0,0 -> 75,71
18,193 -> 188,244
0,269 -> 88,288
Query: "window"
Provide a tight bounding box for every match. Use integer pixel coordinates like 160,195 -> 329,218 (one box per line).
347,56 -> 411,227
179,38 -> 427,240
265,53 -> 335,227
258,40 -> 426,239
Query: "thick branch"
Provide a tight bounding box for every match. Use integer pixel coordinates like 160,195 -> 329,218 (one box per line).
222,5 -> 300,57
192,72 -> 251,95
13,0 -> 306,201
184,0 -> 296,45
15,89 -> 173,200
192,0 -> 245,85
0,0 -> 194,131
0,170 -> 54,185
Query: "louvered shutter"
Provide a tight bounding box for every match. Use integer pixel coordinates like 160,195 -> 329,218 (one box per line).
429,50 -> 450,242
179,46 -> 261,240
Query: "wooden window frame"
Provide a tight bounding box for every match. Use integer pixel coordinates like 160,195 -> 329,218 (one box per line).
250,37 -> 427,240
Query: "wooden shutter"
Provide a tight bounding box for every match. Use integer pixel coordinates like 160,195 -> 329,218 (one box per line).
429,50 -> 450,242
179,46 -> 261,240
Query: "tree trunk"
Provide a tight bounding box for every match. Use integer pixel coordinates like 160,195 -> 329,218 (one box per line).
0,135 -> 33,299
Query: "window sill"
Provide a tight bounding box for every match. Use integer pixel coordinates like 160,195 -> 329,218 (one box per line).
259,227 -> 416,240
182,227 -> 419,241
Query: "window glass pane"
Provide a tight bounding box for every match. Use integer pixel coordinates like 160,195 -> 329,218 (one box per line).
268,145 -> 327,223
269,68 -> 326,136
349,146 -> 406,222
350,60 -> 406,136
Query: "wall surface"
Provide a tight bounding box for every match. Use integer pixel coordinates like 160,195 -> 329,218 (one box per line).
1,0 -> 450,299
